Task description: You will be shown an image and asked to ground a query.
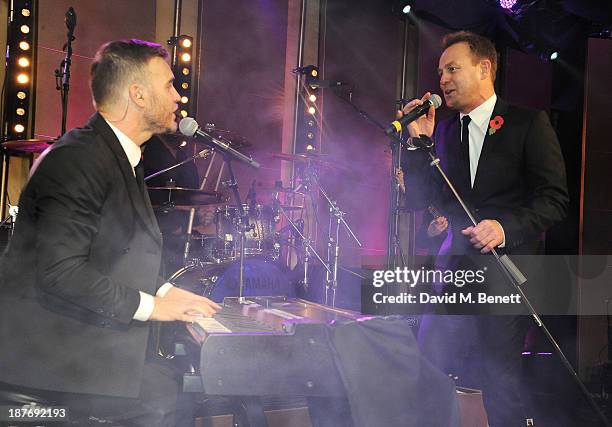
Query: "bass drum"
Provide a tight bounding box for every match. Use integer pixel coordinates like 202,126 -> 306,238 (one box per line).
169,259 -> 296,303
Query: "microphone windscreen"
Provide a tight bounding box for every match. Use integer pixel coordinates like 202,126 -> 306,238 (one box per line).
430,94 -> 442,109
179,117 -> 198,137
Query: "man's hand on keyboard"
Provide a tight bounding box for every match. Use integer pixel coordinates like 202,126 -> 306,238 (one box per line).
150,287 -> 222,322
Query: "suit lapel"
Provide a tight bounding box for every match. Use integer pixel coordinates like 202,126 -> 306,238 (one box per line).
88,114 -> 162,243
472,98 -> 509,192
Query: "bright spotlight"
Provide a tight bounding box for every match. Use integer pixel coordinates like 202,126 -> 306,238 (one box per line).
17,73 -> 29,84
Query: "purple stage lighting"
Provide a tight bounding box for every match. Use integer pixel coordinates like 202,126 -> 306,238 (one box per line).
499,0 -> 517,9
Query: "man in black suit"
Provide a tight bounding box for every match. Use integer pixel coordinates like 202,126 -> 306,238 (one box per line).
400,32 -> 568,425
0,39 -> 220,426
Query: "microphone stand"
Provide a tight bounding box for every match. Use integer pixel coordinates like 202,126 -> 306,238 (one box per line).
144,148 -> 212,182
330,90 -> 412,269
55,7 -> 76,137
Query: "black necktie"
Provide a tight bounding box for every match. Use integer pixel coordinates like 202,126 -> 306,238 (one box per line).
461,115 -> 471,187
134,160 -> 146,194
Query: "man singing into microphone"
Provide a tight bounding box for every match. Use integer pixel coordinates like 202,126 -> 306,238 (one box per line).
0,39 -> 220,426
399,31 -> 568,426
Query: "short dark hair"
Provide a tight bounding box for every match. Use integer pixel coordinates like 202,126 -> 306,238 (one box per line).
442,31 -> 498,83
90,39 -> 168,108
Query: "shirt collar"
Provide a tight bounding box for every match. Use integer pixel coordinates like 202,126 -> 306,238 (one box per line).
460,93 -> 497,131
104,118 -> 141,168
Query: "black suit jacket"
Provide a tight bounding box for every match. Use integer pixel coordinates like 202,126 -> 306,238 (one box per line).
403,98 -> 569,256
0,113 -> 164,397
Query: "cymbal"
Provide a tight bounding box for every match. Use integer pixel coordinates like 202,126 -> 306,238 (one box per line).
2,139 -> 53,154
271,152 -> 329,163
148,186 -> 226,207
270,151 -> 346,170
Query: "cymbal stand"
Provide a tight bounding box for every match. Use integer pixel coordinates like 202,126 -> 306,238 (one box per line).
305,166 -> 362,307
275,201 -> 332,282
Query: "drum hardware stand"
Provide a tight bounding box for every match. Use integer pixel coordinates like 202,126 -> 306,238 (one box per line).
298,165 -> 362,307
144,147 -> 212,266
276,203 -> 333,290
318,180 -> 362,307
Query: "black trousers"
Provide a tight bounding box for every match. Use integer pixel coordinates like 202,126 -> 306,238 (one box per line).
1,359 -> 184,427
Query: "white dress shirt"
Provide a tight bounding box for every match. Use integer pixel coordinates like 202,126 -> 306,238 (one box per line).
105,119 -> 173,321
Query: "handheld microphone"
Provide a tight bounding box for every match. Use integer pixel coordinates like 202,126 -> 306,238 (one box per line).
385,94 -> 442,135
179,117 -> 260,169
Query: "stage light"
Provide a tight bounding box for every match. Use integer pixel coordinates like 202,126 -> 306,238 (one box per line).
306,144 -> 315,151
307,120 -> 315,127
180,140 -> 188,147
499,0 -> 517,9
4,0 -> 37,142
173,35 -> 194,118
550,51 -> 559,61
17,73 -> 29,84
307,132 -> 314,139
307,106 -> 316,115
402,5 -> 411,14
310,69 -> 318,78
309,94 -> 317,102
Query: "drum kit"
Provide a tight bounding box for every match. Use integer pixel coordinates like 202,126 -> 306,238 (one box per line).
0,124 -> 362,308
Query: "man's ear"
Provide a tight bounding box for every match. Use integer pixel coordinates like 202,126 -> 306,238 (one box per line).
128,84 -> 146,107
480,60 -> 492,80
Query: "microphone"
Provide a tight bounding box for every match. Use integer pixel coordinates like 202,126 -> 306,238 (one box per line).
179,117 -> 260,169
308,80 -> 347,89
385,94 -> 442,135
65,7 -> 77,32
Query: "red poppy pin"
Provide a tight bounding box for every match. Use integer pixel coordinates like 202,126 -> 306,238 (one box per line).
488,115 -> 504,135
